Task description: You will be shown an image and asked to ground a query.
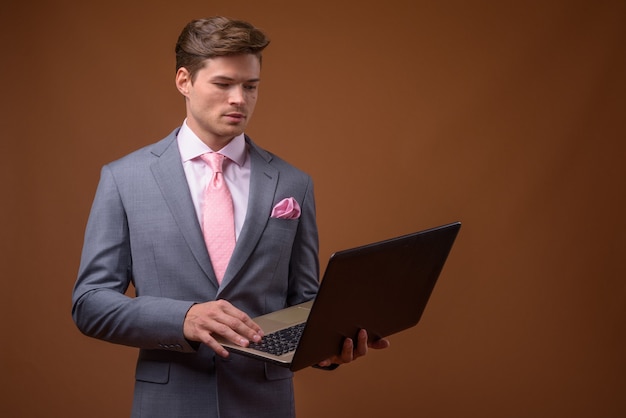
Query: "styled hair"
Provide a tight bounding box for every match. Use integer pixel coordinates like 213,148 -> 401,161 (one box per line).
175,16 -> 270,81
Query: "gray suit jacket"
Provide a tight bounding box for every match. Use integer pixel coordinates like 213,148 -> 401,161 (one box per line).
72,128 -> 320,418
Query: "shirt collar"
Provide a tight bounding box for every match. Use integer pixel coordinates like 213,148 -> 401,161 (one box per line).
177,119 -> 247,166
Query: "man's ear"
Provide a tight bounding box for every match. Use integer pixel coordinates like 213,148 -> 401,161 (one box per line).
175,67 -> 191,96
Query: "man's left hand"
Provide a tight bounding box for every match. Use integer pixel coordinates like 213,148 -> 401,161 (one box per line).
317,329 -> 390,368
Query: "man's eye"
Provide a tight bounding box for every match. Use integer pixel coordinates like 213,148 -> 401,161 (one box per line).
214,83 -> 229,88
244,85 -> 258,91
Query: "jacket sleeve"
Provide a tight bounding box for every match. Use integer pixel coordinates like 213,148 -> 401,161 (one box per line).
71,165 -> 197,352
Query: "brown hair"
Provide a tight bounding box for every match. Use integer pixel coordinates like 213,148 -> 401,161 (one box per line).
175,16 -> 270,81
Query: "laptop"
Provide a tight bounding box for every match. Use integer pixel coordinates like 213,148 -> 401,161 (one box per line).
218,221 -> 461,371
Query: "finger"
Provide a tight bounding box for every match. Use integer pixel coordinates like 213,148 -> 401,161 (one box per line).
340,337 -> 354,363
317,335 -> 357,367
354,329 -> 368,359
218,302 -> 264,340
222,315 -> 264,344
197,321 -> 261,358
198,333 -> 230,358
369,338 -> 391,350
205,300 -> 263,344
317,358 -> 332,368
185,302 -> 261,349
210,320 -> 258,347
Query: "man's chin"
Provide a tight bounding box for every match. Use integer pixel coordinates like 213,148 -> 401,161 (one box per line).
220,125 -> 246,138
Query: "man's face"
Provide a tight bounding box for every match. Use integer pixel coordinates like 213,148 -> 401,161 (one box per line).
176,54 -> 261,150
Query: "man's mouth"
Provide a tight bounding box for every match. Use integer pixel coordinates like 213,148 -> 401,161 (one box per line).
224,112 -> 245,121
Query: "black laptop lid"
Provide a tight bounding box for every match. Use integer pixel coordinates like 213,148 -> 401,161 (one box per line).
290,222 -> 461,370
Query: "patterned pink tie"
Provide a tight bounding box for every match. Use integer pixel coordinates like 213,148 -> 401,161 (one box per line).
200,153 -> 236,283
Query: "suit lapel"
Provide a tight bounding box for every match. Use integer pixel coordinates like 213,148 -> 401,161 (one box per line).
149,131 -> 218,287
219,138 -> 278,291
148,131 -> 279,292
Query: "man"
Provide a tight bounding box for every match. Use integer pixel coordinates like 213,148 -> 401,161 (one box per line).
72,16 -> 388,418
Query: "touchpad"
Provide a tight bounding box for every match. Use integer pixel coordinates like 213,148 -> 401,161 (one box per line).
267,307 -> 310,324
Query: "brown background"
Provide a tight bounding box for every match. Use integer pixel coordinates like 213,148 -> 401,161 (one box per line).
2,1 -> 625,417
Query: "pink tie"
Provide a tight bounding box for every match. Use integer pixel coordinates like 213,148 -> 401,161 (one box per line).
200,153 -> 236,283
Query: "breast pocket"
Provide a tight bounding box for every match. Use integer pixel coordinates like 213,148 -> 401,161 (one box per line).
266,217 -> 299,243
262,218 -> 300,263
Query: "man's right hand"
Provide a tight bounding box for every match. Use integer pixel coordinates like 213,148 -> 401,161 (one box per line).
183,300 -> 264,357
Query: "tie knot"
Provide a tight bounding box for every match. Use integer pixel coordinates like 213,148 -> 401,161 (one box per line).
201,153 -> 226,173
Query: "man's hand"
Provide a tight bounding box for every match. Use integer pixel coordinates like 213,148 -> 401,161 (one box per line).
317,329 -> 390,368
183,300 -> 264,357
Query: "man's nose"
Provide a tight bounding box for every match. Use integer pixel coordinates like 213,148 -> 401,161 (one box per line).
229,85 -> 245,105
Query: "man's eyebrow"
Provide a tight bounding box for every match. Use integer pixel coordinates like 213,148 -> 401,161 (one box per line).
211,75 -> 261,83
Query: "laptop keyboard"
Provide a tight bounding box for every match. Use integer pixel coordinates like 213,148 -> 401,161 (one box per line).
248,322 -> 306,356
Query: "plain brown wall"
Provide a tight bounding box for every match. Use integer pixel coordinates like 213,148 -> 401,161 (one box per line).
2,1 -> 625,417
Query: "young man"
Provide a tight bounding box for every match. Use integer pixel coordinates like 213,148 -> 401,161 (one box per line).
72,17 -> 388,418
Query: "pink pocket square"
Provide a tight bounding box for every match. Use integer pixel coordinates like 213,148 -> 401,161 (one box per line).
271,197 -> 301,219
